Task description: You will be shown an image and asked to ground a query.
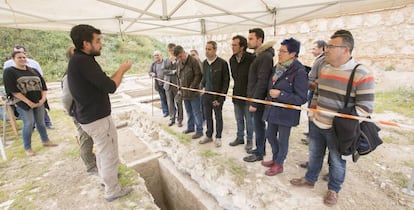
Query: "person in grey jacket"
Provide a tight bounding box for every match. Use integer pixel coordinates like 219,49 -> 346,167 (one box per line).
162,43 -> 183,127
61,46 -> 97,174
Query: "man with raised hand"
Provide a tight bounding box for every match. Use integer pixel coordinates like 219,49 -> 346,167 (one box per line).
68,24 -> 133,202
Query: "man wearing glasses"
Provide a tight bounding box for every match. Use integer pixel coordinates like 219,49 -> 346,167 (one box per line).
290,30 -> 375,206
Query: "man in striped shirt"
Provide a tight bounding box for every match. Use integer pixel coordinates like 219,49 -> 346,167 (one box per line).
290,30 -> 375,206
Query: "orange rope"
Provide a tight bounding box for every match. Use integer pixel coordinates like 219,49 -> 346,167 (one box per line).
153,78 -> 412,129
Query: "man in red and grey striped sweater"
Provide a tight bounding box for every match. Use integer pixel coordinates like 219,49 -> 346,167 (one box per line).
290,30 -> 375,206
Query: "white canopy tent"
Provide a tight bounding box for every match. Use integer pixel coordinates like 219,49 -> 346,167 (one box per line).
1,0 -> 413,36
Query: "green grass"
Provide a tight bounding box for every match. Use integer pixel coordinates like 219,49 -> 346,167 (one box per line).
223,159 -> 248,184
390,171 -> 409,188
162,125 -> 191,144
118,164 -> 141,186
200,149 -> 219,158
375,89 -> 414,118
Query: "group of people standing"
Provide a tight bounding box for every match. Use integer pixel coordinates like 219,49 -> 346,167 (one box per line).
2,23 -> 375,206
150,28 -> 375,206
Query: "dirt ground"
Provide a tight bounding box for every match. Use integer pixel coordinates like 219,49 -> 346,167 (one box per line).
1,74 -> 414,210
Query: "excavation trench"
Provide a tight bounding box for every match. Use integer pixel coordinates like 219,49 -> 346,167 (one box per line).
118,127 -> 220,210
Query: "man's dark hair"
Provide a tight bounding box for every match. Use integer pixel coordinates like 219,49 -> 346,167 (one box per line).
70,24 -> 101,50
207,40 -> 217,50
314,40 -> 327,51
281,37 -> 301,57
167,43 -> 176,49
331,29 -> 354,53
248,28 -> 265,43
232,35 -> 247,51
173,45 -> 185,57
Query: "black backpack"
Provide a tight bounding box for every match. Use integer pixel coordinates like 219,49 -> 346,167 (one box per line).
332,64 -> 383,162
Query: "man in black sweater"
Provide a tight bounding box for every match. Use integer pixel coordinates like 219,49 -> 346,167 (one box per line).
67,24 -> 132,202
228,35 -> 255,151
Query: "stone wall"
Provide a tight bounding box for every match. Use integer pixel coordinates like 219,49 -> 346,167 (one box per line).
162,4 -> 414,73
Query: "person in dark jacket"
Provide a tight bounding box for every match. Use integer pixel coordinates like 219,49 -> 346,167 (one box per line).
174,45 -> 204,139
199,41 -> 230,147
228,35 -> 255,151
261,38 -> 308,176
243,28 -> 275,163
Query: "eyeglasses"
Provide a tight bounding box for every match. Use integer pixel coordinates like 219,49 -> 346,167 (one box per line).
327,44 -> 347,49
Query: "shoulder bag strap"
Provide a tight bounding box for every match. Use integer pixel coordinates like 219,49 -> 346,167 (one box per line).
343,64 -> 361,108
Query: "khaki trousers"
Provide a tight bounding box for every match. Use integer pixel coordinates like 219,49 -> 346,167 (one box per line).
81,116 -> 121,197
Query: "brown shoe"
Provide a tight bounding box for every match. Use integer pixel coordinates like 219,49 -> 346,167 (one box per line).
290,177 -> 314,188
43,141 -> 58,147
323,190 -> 338,206
265,164 -> 283,176
177,121 -> 183,127
261,160 -> 275,167
25,149 -> 36,156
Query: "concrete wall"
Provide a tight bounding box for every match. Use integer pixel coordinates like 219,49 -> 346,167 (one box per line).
161,4 -> 414,73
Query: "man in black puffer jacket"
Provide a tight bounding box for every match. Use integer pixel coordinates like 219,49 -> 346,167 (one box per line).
243,28 -> 275,163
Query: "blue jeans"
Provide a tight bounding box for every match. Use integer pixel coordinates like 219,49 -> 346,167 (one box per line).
44,109 -> 53,127
305,121 -> 347,193
266,123 -> 291,165
157,84 -> 169,116
253,110 -> 266,157
184,98 -> 203,134
234,103 -> 254,142
16,105 -> 49,150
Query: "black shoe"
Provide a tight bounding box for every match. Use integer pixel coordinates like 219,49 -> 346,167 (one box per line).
303,132 -> 309,136
299,161 -> 308,169
243,154 -> 263,162
229,138 -> 244,146
191,133 -> 203,139
168,121 -> 175,126
246,148 -> 257,154
322,173 -> 329,182
183,129 -> 195,134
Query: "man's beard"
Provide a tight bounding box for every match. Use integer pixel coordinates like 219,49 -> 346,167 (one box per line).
90,48 -> 101,56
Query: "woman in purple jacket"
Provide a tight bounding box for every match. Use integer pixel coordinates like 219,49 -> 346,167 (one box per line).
261,38 -> 308,176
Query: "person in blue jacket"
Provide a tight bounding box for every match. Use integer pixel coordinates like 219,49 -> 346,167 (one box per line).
261,38 -> 308,176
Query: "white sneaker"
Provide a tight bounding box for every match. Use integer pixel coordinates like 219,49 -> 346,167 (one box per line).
214,138 -> 222,147
199,137 -> 213,144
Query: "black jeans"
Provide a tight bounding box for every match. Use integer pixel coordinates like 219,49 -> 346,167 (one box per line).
203,94 -> 223,138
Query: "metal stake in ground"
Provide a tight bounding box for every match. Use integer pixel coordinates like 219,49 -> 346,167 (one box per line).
402,167 -> 414,196
151,76 -> 154,116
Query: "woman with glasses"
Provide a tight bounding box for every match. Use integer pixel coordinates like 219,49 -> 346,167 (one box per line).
261,38 -> 308,176
3,51 -> 57,156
